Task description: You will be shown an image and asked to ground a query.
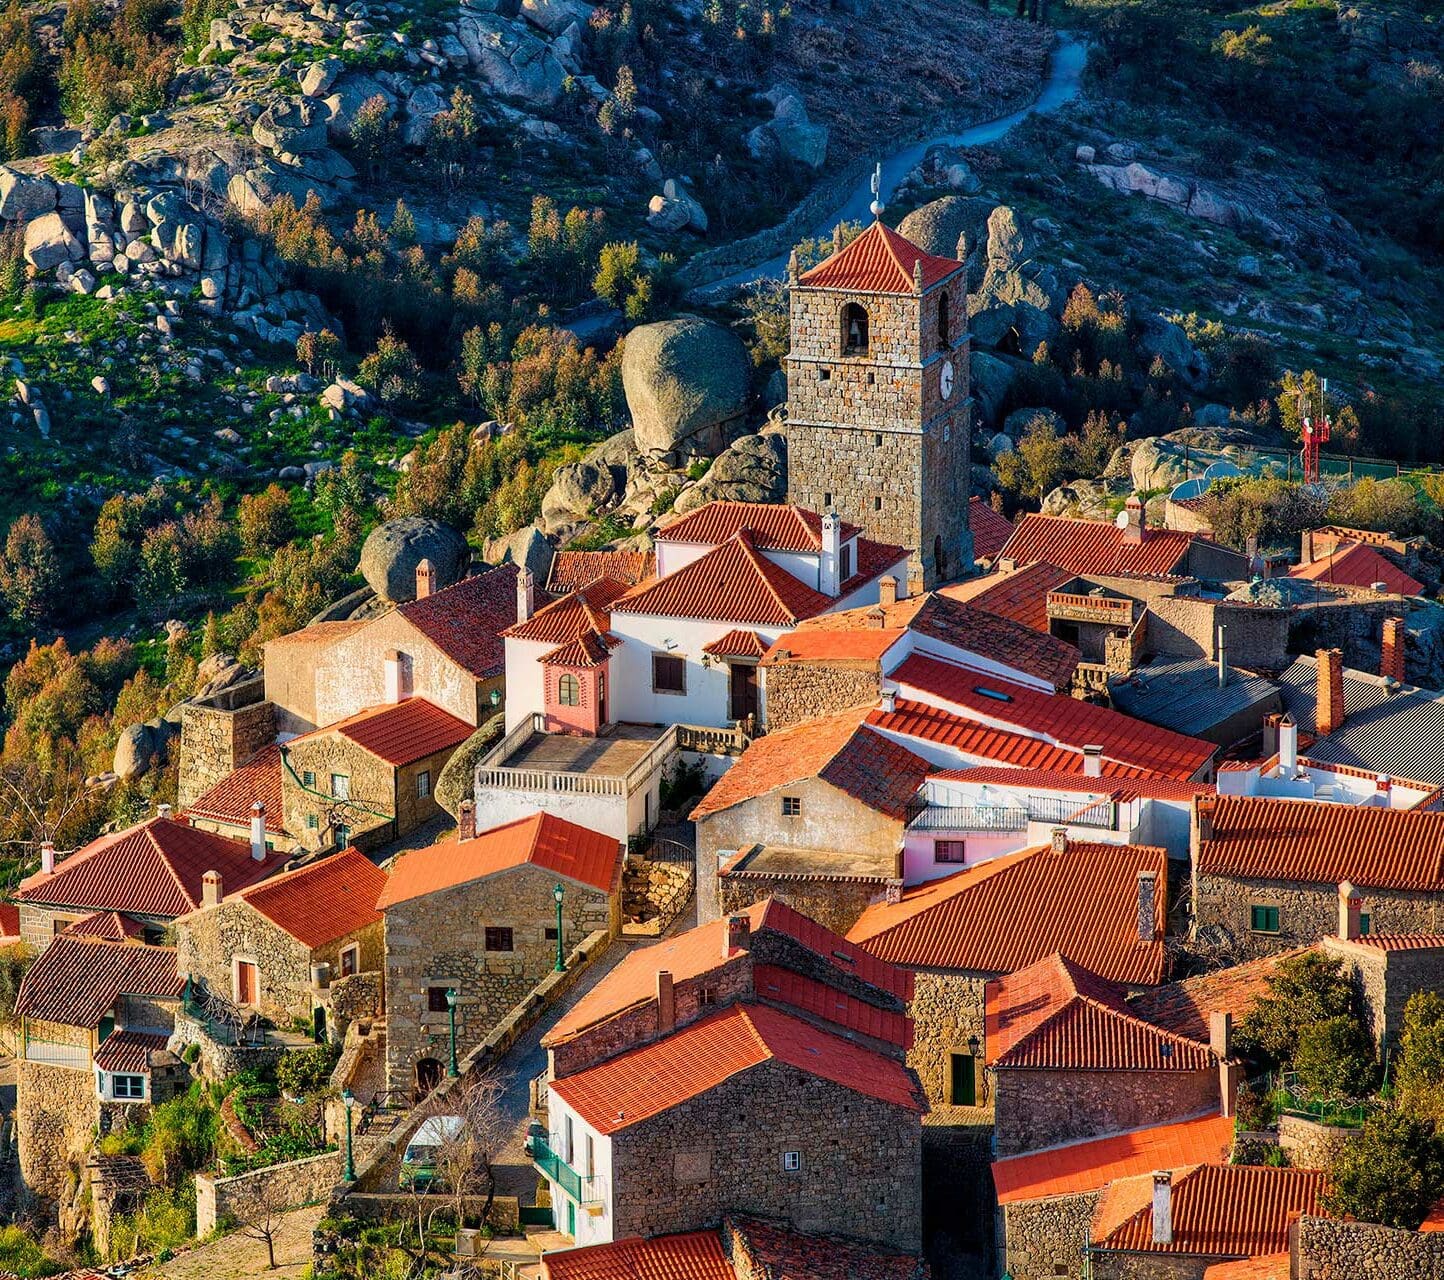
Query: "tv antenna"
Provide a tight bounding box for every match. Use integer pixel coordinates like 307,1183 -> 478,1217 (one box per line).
1299,376 -> 1331,485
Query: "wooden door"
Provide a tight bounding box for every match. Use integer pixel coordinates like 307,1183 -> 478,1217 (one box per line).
236,960 -> 258,1006
729,663 -> 759,724
950,1052 -> 976,1106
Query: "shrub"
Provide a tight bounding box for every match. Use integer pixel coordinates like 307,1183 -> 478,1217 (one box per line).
238,484 -> 297,556
1292,1014 -> 1378,1098
1397,991 -> 1444,1122
1236,951 -> 1363,1072
0,1225 -> 63,1277
1324,1108 -> 1444,1230
276,1043 -> 341,1097
0,514 -> 62,622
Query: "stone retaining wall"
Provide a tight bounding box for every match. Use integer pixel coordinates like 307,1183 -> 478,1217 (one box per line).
1277,1113 -> 1357,1169
173,1010 -> 287,1081
1295,1213 -> 1444,1277
196,1149 -> 343,1237
338,1191 -> 519,1231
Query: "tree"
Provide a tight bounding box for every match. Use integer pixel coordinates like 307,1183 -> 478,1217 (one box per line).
358,326 -> 423,405
1324,1108 -> 1444,1230
1236,951 -> 1364,1071
348,95 -> 395,179
390,200 -> 417,249
235,1176 -> 289,1269
238,485 -> 297,556
994,414 -> 1072,504
435,1073 -> 511,1229
296,327 -> 342,378
1293,1014 -> 1378,1098
0,514 -> 61,622
1397,991 -> 1444,1122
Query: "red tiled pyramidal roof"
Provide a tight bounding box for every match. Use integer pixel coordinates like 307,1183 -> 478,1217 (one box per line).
398,564 -> 519,679
848,839 -> 1167,984
701,628 -> 769,660
549,1000 -> 924,1134
1288,540 -> 1423,597
16,816 -> 285,918
185,744 -> 285,834
1001,512 -> 1197,579
234,848 -> 386,949
308,697 -> 473,767
541,630 -> 621,668
378,811 -> 622,908
504,579 -> 628,644
969,496 -> 1014,562
797,220 -> 962,294
985,953 -> 1212,1071
547,550 -> 654,594
656,501 -> 858,552
541,1232 -> 732,1280
15,937 -> 182,1028
61,910 -> 146,941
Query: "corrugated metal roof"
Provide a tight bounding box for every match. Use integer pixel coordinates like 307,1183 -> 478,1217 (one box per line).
15,938 -> 182,1028
797,220 -> 961,294
1109,659 -> 1281,739
541,1232 -> 733,1280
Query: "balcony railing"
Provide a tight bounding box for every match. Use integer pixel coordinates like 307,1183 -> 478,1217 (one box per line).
1047,590 -> 1136,626
529,1132 -> 604,1207
907,793 -> 1118,832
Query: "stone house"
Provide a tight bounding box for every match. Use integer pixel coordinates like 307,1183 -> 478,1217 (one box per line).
847,835 -> 1168,1112
184,743 -> 296,852
264,563 -> 518,735
13,812 -> 289,954
1192,793 -> 1444,960
1318,910 -> 1444,1058
690,706 -> 932,930
378,810 -> 623,1096
280,695 -> 472,853
534,901 -> 924,1250
174,847 -> 386,1035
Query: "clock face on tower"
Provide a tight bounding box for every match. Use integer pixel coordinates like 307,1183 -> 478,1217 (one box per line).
940,360 -> 954,401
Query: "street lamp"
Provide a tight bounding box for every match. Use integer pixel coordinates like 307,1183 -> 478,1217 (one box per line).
553,882 -> 566,973
445,987 -> 459,1079
340,1088 -> 355,1182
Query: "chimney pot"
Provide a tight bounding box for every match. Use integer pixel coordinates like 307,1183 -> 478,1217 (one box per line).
725,914 -> 750,957
878,575 -> 898,608
885,878 -> 904,905
157,803 -> 173,820
459,800 -> 476,841
1082,745 -> 1103,779
414,557 -> 437,600
1123,494 -> 1146,544
820,512 -> 843,598
517,569 -> 536,624
1152,1171 -> 1173,1245
250,803 -> 267,862
1216,623 -> 1228,688
881,688 -> 897,715
40,839 -> 55,876
1338,880 -> 1362,942
1136,870 -> 1158,941
656,969 -> 675,1033
1050,827 -> 1068,855
1196,796 -> 1216,843
202,869 -> 223,909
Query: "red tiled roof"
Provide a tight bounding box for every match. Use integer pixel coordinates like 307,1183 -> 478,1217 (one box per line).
701,629 -> 769,660
906,595 -> 1080,689
15,938 -> 182,1028
542,1232 -> 732,1280
969,496 -> 1015,562
762,628 -> 907,666
1341,932 -> 1444,952
0,903 -> 18,940
1001,513 -> 1198,579
754,963 -> 912,1048
690,707 -> 928,821
1198,795 -> 1444,891
62,911 -> 146,941
797,220 -> 961,294
263,619 -> 367,649
548,550 -> 654,594
931,766 -> 1214,803
504,579 -> 629,644
892,653 -> 1216,780
540,630 -> 620,668
234,848 -> 386,948
94,1029 -> 171,1075
1288,541 -> 1423,597
310,697 -> 473,767
16,817 -> 286,918
942,561 -> 1076,633
398,564 -> 519,678
847,840 -> 1167,984
985,953 -> 1212,1071
378,812 -> 622,908
185,745 -> 285,835
549,1001 -> 925,1134
656,502 -> 858,552
1127,952 -> 1297,1042
545,897 -> 912,1044
993,1113 -> 1236,1205
729,1216 -> 928,1280
1202,1256 -> 1291,1280
1092,1165 -> 1325,1256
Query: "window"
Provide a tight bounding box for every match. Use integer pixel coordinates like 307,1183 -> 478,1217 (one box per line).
302,770 -> 316,789
545,926 -> 559,941
652,653 -> 685,695
585,1133 -> 595,1178
937,290 -> 950,350
340,944 -> 359,978
698,986 -> 717,1007
112,1074 -> 145,1100
330,773 -> 350,800
781,795 -> 801,817
817,367 -> 830,382
416,770 -> 431,799
427,986 -> 451,1013
823,492 -> 832,508
874,495 -> 883,511
306,814 -> 318,830
335,824 -> 351,850
867,371 -> 875,385
484,926 -> 514,953
874,433 -> 883,446
840,542 -> 853,581
841,302 -> 869,355
1250,904 -> 1280,934
142,927 -> 165,946
1360,912 -> 1372,936
782,1150 -> 801,1172
935,840 -> 967,864
563,1115 -> 575,1164
558,674 -> 581,706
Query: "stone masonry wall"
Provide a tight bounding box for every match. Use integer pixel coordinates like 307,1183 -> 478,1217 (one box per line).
992,1067 -> 1220,1157
196,1150 -> 343,1237
384,862 -> 616,1093
281,734 -> 395,852
18,1058 -> 100,1204
908,969 -> 987,1109
610,1057 -> 922,1252
1323,935 -> 1444,1055
1089,1252 -> 1210,1280
1295,1213 -> 1444,1278
177,698 -> 276,809
998,1191 -> 1098,1280
1278,1114 -> 1356,1169
717,869 -> 885,936
762,661 -> 881,732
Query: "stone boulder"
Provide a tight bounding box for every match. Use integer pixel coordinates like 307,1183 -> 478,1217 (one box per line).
767,95 -> 827,169
435,712 -> 506,816
1002,406 -> 1066,439
1138,316 -> 1209,390
969,351 -> 1019,428
672,431 -> 786,515
541,458 -> 621,531
896,195 -> 990,261
492,524 -> 555,584
403,85 -> 450,146
1041,477 -> 1128,519
621,316 -> 749,463
520,0 -> 592,36
253,99 -> 329,154
323,74 -> 397,142
299,56 -> 343,97
1128,433 -> 1232,494
112,718 -> 178,780
458,13 -> 568,106
359,517 -> 470,602
973,205 -> 1066,316
23,211 -> 84,270
0,167 -> 57,222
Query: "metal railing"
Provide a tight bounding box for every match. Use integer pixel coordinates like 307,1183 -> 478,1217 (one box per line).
529,1132 -> 604,1206
907,793 -> 1118,832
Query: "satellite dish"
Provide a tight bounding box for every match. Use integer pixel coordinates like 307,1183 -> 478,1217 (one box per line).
1115,508 -> 1131,529
1169,478 -> 1207,502
1201,460 -> 1243,482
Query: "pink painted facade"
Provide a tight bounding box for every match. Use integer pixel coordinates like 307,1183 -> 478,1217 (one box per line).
543,659 -> 609,736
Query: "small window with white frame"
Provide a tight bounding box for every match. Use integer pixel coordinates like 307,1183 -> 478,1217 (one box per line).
781,1150 -> 801,1172
111,1074 -> 145,1100
416,769 -> 431,800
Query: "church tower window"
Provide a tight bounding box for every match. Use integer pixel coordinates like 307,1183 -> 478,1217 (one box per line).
842,303 -> 870,356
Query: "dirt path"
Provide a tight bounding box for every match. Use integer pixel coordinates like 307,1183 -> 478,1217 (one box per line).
141,1203 -> 324,1279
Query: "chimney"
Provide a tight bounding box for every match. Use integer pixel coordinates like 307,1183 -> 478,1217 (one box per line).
878,575 -> 898,608
383,650 -> 404,704
40,839 -> 55,876
881,687 -> 897,714
1381,616 -> 1405,684
1299,529 -> 1314,567
820,511 -> 842,597
1050,827 -> 1068,855
1082,745 -> 1103,778
866,606 -> 887,629
1123,494 -> 1145,544
1195,796 -> 1216,843
1245,533 -> 1259,568
157,803 -> 173,820
250,803 -> 267,861
1209,1011 -> 1232,1060
885,878 -> 904,905
1261,713 -> 1280,757
656,969 -> 675,1033
1136,870 -> 1158,941
1216,624 -> 1228,689
202,869 -> 223,909
1338,880 -> 1362,942
415,557 -> 436,600
1316,648 -> 1345,736
725,914 -> 751,956
1377,773 -> 1392,801
1152,1172 -> 1173,1246
1278,713 -> 1298,775
458,800 -> 476,841
517,568 -> 535,623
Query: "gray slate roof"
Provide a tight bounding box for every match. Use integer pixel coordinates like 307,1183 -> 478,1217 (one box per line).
1109,659 -> 1280,739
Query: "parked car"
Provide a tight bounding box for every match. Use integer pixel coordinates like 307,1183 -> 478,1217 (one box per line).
398,1114 -> 465,1191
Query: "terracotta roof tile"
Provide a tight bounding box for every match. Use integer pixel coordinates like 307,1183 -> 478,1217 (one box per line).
930,765 -> 1214,803
542,1232 -> 733,1280
1127,953 -> 1298,1042
656,502 -> 858,552
185,744 -> 285,834
263,619 -> 368,648
753,963 -> 912,1048
1198,795 -> 1444,890
94,1030 -> 171,1075
15,938 -> 182,1027
504,579 -> 629,644
941,561 -> 1076,632
398,565 -> 519,679
847,840 -> 1167,984
762,628 -> 907,666
986,953 -> 1212,1071
969,496 -> 1015,562
61,911 -> 146,941
906,595 -> 1080,689
1288,542 -> 1423,597
1092,1165 -> 1325,1256
728,1215 -> 928,1280
15,817 -> 286,919
0,903 -> 18,940
541,630 -> 621,668
797,220 -> 962,294
993,1113 -> 1236,1205
1202,1255 -> 1291,1280
307,697 -> 473,767
545,898 -> 912,1044
547,550 -> 655,594
233,848 -> 386,949
378,812 -> 622,908
690,707 -> 929,821
1340,932 -> 1444,952
701,629 -> 769,660
1001,513 -> 1203,579
892,654 -> 1216,780
549,1001 -> 924,1134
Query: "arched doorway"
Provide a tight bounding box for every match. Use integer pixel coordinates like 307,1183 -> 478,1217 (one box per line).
415,1057 -> 443,1099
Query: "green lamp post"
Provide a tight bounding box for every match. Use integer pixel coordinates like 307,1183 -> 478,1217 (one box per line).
445,987 -> 459,1078
340,1088 -> 355,1182
553,881 -> 566,973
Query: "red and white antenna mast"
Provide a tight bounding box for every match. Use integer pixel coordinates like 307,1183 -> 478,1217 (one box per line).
1300,377 -> 1332,484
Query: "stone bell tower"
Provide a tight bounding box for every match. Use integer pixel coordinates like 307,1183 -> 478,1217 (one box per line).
784,203 -> 973,590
